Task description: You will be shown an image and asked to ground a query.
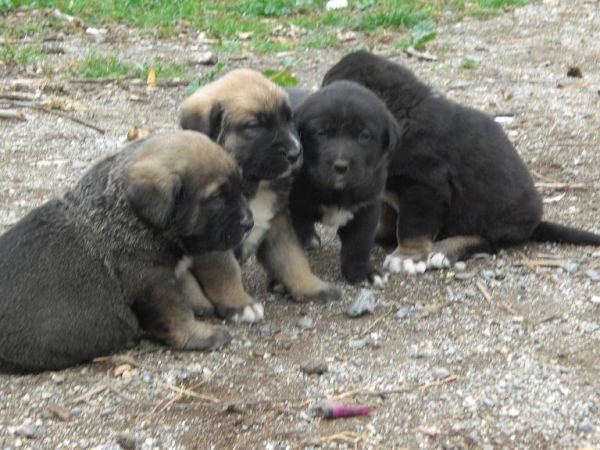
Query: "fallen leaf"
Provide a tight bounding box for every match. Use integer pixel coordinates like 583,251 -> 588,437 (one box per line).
147,67 -> 156,87
127,126 -> 154,141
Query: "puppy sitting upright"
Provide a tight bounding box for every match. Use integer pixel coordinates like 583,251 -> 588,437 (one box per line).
323,50 -> 600,274
0,131 -> 252,373
180,69 -> 340,319
290,81 -> 402,285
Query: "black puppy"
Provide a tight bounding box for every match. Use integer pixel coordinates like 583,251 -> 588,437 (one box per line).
323,50 -> 600,274
290,81 -> 402,285
0,131 -> 252,373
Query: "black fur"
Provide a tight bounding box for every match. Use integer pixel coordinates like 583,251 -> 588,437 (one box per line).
290,81 -> 402,284
323,51 -> 600,268
0,132 -> 251,373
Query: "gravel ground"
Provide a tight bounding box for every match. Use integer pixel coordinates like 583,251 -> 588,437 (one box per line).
1,0 -> 599,448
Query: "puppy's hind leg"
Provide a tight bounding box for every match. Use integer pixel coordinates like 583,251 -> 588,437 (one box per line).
427,235 -> 491,269
134,270 -> 231,351
257,214 -> 341,302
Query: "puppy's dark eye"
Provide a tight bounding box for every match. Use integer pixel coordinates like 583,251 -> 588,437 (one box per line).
314,129 -> 327,141
358,130 -> 372,143
244,119 -> 260,129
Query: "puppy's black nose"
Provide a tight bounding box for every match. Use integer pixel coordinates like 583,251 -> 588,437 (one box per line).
240,211 -> 254,232
333,160 -> 349,175
286,148 -> 301,164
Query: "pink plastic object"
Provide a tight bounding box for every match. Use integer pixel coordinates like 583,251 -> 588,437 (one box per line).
318,400 -> 372,419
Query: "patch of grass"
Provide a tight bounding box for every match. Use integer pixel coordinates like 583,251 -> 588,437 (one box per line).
460,58 -> 477,69
76,52 -> 190,79
6,0 -> 528,52
77,52 -> 129,78
0,43 -> 46,64
394,19 -> 437,51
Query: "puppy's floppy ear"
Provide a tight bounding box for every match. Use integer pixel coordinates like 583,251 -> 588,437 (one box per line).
383,112 -> 404,154
126,166 -> 183,230
180,101 -> 223,141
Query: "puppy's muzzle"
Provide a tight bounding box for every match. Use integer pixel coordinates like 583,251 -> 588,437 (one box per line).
333,160 -> 349,175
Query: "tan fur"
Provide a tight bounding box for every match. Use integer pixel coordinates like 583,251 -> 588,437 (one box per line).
180,69 -> 288,133
392,236 -> 435,261
179,70 -> 340,316
190,251 -> 254,316
257,214 -> 336,301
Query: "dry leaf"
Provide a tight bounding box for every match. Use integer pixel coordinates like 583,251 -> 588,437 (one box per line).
147,67 -> 156,87
127,126 -> 154,141
114,363 -> 132,376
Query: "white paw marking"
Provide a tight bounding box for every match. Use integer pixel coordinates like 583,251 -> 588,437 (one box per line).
371,274 -> 387,288
428,252 -> 451,269
384,254 -> 426,275
237,303 -> 264,323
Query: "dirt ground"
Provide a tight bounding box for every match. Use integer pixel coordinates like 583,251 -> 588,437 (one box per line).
1,0 -> 599,448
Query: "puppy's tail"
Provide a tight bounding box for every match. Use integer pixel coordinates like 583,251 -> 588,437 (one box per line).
530,221 -> 600,245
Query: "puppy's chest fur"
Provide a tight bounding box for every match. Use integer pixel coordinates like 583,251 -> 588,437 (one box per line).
319,205 -> 355,228
239,179 -> 289,261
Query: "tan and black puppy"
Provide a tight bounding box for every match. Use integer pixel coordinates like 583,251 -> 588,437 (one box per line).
323,51 -> 600,274
180,69 -> 341,321
0,131 -> 253,373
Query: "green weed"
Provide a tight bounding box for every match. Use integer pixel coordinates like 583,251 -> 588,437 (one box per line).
0,43 -> 45,64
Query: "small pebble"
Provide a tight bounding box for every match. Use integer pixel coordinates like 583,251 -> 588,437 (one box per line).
507,408 -> 520,417
115,432 -> 137,450
562,262 -> 579,273
300,358 -> 328,375
482,397 -> 495,409
455,271 -> 476,280
481,270 -> 495,280
591,295 -> 600,304
15,421 -> 40,438
348,338 -> 368,350
347,288 -> 376,318
431,367 -> 451,379
579,420 -> 594,433
198,51 -> 218,65
259,325 -> 271,336
585,269 -> 600,281
297,316 -> 314,329
395,307 -> 410,320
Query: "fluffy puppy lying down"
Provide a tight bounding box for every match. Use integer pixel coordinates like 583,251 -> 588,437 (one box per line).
323,51 -> 600,274
0,131 -> 253,373
289,81 -> 401,285
180,69 -> 340,320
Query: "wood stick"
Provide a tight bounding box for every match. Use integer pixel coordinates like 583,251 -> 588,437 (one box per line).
475,280 -> 493,302
0,109 -> 25,120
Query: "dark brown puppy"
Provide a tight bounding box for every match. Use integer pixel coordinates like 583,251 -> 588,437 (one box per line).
0,131 -> 252,373
323,51 -> 600,274
289,81 -> 402,286
180,69 -> 340,321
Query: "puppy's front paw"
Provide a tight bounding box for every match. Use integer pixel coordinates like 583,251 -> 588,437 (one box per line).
343,262 -> 383,285
291,283 -> 342,303
231,303 -> 265,323
383,254 -> 427,275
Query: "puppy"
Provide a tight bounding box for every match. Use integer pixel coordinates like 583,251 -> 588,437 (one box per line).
323,50 -> 600,274
180,69 -> 341,319
290,81 -> 402,285
0,131 -> 253,373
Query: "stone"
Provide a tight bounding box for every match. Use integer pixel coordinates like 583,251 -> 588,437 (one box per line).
300,358 -> 328,375
585,269 -> 600,281
347,288 -> 376,318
